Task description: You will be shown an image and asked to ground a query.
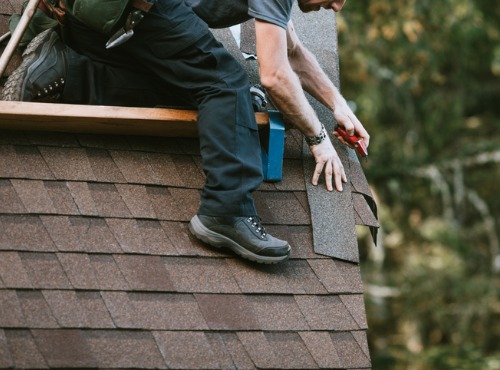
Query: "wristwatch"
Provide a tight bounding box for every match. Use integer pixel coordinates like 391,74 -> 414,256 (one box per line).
305,124 -> 327,146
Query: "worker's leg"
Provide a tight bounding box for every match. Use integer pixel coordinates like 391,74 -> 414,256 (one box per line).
73,0 -> 290,263
62,14 -> 191,108
67,0 -> 263,217
0,26 -> 185,108
62,46 -> 192,108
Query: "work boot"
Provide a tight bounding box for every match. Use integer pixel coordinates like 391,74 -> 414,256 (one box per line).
189,215 -> 291,264
1,28 -> 67,102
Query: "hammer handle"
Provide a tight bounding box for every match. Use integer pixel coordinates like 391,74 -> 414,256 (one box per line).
0,0 -> 42,77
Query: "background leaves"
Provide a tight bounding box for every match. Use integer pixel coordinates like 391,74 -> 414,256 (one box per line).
338,1 -> 500,368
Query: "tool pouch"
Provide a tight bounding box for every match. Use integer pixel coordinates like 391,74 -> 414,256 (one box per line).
64,0 -> 131,35
38,0 -> 67,25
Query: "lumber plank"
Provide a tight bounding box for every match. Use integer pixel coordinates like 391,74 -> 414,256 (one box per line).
0,101 -> 270,137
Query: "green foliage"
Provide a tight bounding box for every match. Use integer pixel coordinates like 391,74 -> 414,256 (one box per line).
338,0 -> 500,164
338,0 -> 500,367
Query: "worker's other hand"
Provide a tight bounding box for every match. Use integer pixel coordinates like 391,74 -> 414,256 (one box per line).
331,101 -> 370,148
309,137 -> 347,192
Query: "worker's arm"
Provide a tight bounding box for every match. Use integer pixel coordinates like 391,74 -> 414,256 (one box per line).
255,19 -> 346,191
286,20 -> 370,147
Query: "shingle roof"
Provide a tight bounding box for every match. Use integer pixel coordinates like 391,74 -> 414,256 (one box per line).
0,130 -> 372,368
1,2 -> 375,368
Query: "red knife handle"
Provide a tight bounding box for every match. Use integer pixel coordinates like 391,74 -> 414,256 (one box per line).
335,127 -> 368,157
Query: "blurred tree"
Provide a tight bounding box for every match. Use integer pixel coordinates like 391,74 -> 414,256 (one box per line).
337,0 -> 500,368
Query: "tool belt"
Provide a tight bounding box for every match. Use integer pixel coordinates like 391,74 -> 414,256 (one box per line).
37,0 -> 155,45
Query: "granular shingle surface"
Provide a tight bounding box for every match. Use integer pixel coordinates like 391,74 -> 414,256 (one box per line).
0,2 -> 376,368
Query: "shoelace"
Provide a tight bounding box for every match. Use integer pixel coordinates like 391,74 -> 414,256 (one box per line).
246,216 -> 267,239
36,77 -> 65,98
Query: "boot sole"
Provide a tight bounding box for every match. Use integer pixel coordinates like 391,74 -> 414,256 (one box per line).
189,215 -> 290,264
1,28 -> 57,101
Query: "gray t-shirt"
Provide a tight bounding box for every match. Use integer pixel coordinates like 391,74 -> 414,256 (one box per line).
185,0 -> 294,29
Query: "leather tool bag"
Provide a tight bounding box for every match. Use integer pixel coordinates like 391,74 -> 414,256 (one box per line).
60,0 -> 130,35
60,0 -> 154,36
38,0 -> 67,25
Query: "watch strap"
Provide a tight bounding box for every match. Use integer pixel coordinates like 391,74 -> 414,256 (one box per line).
305,124 -> 327,146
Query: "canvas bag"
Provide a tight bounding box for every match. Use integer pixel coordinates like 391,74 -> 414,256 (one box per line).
61,0 -> 130,35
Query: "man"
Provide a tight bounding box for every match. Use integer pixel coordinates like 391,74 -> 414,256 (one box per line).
187,0 -> 370,192
2,0 -> 369,263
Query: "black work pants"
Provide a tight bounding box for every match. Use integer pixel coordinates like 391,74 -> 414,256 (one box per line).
61,0 -> 263,217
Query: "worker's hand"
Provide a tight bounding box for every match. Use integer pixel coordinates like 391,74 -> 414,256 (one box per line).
309,136 -> 347,192
331,100 -> 370,148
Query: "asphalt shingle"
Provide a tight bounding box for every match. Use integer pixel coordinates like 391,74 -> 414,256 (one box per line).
308,258 -> 365,294
154,331 -> 219,369
41,216 -> 121,253
5,330 -> 48,369
300,331 -> 344,369
84,330 -> 166,368
0,252 -> 32,288
0,329 -> 14,368
20,252 -> 71,290
0,146 -> 24,178
31,329 -> 97,368
88,254 -> 130,290
295,295 -> 360,331
196,294 -> 260,331
165,257 -> 241,293
39,146 -> 96,181
16,291 -> 58,328
0,290 -> 25,327
57,252 -> 100,289
14,145 -> 55,180
11,179 -> 57,214
0,215 -> 56,251
115,255 -> 174,291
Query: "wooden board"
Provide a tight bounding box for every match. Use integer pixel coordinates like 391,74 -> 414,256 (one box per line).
0,101 -> 270,137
